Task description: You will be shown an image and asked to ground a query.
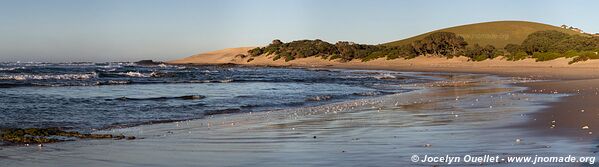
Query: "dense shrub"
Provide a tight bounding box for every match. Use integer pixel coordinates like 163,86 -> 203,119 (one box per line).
505,51 -> 528,61
502,31 -> 599,63
411,32 -> 468,56
248,31 -> 599,63
465,44 -> 498,61
504,44 -> 521,55
333,41 -> 381,62
532,52 -> 562,61
248,47 -> 263,56
568,51 -> 599,64
385,45 -> 418,60
521,30 -> 569,54
551,35 -> 598,53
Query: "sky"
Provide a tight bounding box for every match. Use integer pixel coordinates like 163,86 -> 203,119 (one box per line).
0,0 -> 598,62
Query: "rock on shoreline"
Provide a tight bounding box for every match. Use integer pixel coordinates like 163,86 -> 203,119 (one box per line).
0,128 -> 135,145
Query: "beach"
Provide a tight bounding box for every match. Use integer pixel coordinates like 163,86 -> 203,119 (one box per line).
169,47 -> 599,144
2,0 -> 599,166
2,49 -> 599,166
0,65 -> 597,166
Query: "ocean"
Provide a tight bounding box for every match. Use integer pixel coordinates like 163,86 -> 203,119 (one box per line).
0,62 -> 429,131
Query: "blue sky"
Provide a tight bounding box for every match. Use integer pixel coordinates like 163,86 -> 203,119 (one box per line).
1,0 -> 598,62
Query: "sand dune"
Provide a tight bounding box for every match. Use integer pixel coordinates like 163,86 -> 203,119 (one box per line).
167,47 -> 256,65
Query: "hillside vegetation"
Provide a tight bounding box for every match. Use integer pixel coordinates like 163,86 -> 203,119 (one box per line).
248,30 -> 599,64
383,21 -> 585,49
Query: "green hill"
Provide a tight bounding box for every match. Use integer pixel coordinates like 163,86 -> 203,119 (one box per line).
383,21 -> 585,49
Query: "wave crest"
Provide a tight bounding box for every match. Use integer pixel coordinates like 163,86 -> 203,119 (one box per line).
305,95 -> 333,101
0,73 -> 97,81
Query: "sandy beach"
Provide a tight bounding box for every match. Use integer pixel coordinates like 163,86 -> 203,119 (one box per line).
2,48 -> 599,166
169,47 -> 599,141
168,47 -> 599,79
2,71 -> 590,166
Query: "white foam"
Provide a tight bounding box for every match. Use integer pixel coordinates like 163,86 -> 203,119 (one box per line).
118,72 -> 150,78
374,73 -> 396,79
0,72 -> 97,80
0,67 -> 24,71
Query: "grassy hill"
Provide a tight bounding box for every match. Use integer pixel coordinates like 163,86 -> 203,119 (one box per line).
175,20 -> 598,65
383,21 -> 585,49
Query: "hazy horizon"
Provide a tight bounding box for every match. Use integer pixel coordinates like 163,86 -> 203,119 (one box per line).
1,0 -> 598,62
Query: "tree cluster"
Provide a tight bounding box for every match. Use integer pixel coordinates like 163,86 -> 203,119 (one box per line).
503,30 -> 599,63
411,32 -> 468,57
248,30 -> 599,64
249,32 -> 475,62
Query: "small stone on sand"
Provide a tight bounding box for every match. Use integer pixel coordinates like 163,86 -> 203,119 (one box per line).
582,125 -> 590,130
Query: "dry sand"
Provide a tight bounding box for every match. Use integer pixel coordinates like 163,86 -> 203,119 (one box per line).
168,47 -> 599,139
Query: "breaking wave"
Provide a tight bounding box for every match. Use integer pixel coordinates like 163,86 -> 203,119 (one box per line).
0,73 -> 97,81
373,73 -> 397,80
305,95 -> 333,101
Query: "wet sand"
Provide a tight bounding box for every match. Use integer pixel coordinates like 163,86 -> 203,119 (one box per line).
1,72 -> 596,166
519,79 -> 599,140
169,47 -> 599,141
338,66 -> 599,144
329,65 -> 599,142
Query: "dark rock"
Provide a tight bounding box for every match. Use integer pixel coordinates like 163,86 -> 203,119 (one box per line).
204,108 -> 242,116
135,60 -> 163,66
0,128 -> 133,144
217,63 -> 238,67
178,95 -> 205,100
113,135 -> 126,140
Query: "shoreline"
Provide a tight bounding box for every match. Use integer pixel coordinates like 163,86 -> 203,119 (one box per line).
3,71 -> 581,166
168,49 -> 599,141
315,64 -> 599,140
167,47 -> 599,80
2,57 -> 598,165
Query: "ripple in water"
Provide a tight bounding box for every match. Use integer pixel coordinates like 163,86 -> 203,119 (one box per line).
0,62 -> 428,131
